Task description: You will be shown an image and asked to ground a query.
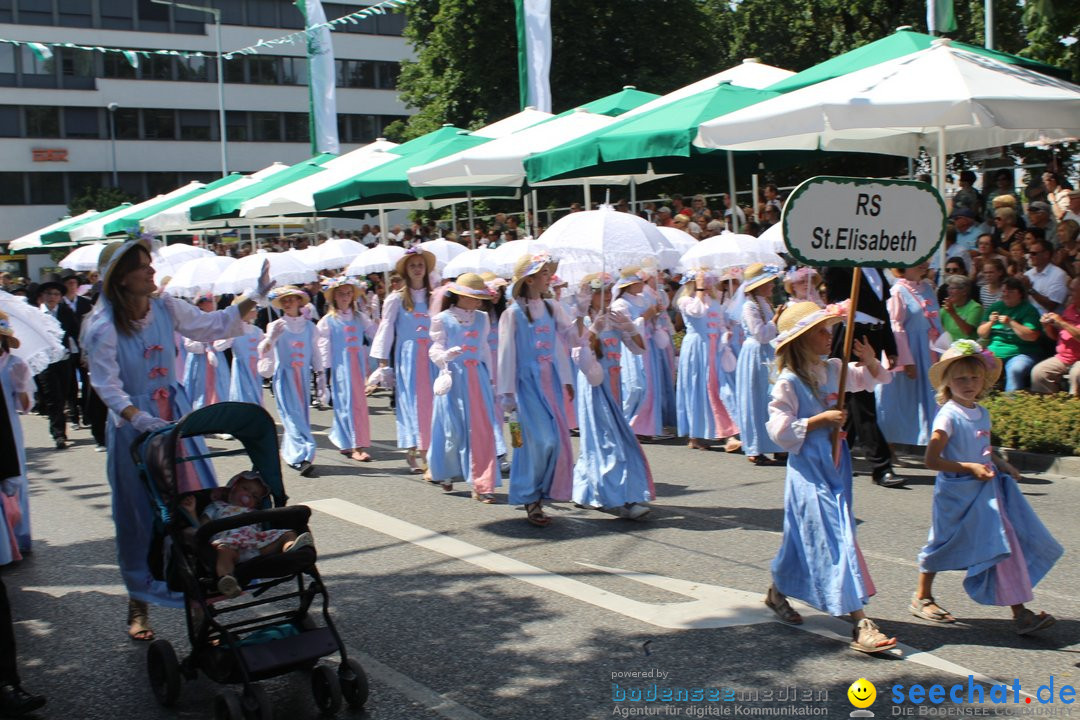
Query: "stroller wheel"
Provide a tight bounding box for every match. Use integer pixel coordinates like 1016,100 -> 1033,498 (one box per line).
311,664 -> 343,715
214,689 -> 244,720
147,639 -> 182,706
242,684 -> 273,720
339,658 -> 369,708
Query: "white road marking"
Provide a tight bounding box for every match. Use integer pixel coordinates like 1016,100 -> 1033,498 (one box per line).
307,498 -> 1027,695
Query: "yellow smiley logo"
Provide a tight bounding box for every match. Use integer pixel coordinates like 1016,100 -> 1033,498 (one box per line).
848,678 -> 876,709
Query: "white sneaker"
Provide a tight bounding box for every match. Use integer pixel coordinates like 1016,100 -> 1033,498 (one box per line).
94,445 -> 107,453
623,503 -> 652,520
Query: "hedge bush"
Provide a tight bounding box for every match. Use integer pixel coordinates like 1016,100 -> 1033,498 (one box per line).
984,391 -> 1080,456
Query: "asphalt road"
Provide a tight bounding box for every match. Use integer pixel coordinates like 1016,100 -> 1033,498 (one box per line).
4,390 -> 1079,720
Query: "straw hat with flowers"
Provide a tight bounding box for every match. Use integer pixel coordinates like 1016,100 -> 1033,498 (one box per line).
394,246 -> 436,279
510,252 -> 556,297
929,339 -> 1002,389
320,276 -> 364,306
773,301 -> 848,351
268,285 -> 310,310
742,262 -> 782,293
448,273 -> 495,300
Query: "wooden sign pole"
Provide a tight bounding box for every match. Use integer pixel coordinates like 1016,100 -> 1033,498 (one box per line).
832,269 -> 862,466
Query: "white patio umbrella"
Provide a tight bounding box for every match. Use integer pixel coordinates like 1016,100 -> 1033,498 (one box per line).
0,291 -> 67,375
214,250 -> 316,295
695,39 -> 1080,158
442,248 -> 496,278
654,227 -> 698,270
678,233 -> 784,274
161,256 -> 237,299
58,243 -> 108,272
418,239 -> 468,273
152,243 -> 215,279
141,164 -> 292,234
308,237 -> 367,271
67,183 -> 203,243
344,245 -> 405,277
540,205 -> 669,273
759,223 -> 787,255
489,238 -> 549,278
8,211 -> 98,252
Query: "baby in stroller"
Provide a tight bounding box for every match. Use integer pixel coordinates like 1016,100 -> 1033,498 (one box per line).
181,470 -> 315,598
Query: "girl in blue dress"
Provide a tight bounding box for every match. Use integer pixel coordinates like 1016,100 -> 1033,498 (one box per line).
570,274 -> 654,519
877,263 -> 942,446
735,263 -> 785,465
371,247 -> 437,474
428,273 -> 501,500
316,277 -> 374,463
258,286 -> 318,477
86,238 -> 266,640
911,339 -> 1062,634
182,294 -> 233,410
611,269 -> 664,439
0,318 -> 31,564
498,253 -> 574,527
225,301 -> 265,406
764,301 -> 898,654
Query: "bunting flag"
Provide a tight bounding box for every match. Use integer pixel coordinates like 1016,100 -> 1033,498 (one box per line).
295,0 -> 340,155
927,0 -> 957,34
515,0 -> 552,112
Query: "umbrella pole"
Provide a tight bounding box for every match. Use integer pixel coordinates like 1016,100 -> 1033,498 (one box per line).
531,189 -> 539,233
630,178 -> 637,214
727,152 -> 740,233
523,191 -> 532,237
467,192 -> 476,248
249,222 -> 255,253
451,202 -> 457,235
583,181 -> 591,210
378,207 -> 387,245
937,127 -> 948,279
832,269 -> 862,466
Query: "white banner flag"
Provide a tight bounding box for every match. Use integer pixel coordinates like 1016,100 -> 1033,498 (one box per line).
295,0 -> 340,154
515,0 -> 552,112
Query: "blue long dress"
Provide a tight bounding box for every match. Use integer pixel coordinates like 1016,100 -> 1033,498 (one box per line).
264,316 -> 317,466
877,279 -> 942,445
646,285 -> 677,430
372,290 -> 437,451
182,340 -> 232,410
768,360 -> 880,616
736,296 -> 781,456
676,295 -> 737,440
428,308 -> 501,492
87,295 -> 238,607
571,320 -> 654,509
227,324 -> 265,406
612,293 -> 663,436
319,311 -> 372,452
0,352 -> 30,564
501,299 -> 573,505
918,401 -> 1062,605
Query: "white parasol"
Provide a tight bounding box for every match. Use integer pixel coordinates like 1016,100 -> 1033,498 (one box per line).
58,243 -> 108,272
214,250 -> 316,295
152,244 -> 215,279
418,239 -> 468,273
344,245 -> 406,277
0,291 -> 67,375
489,238 -> 549,278
161,256 -> 237,299
442,247 -> 496,278
678,232 -> 784,274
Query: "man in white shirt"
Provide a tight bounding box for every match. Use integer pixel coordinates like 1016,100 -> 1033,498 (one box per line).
1023,237 -> 1069,315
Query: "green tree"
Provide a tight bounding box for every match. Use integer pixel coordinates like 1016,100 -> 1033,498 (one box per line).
68,186 -> 134,217
1020,0 -> 1080,80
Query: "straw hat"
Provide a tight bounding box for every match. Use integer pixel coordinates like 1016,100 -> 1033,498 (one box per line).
320,276 -> 363,306
742,262 -> 782,293
99,237 -> 153,298
929,339 -> 1002,389
783,266 -> 821,296
448,273 -> 495,300
510,252 -> 555,297
773,301 -> 846,351
614,267 -> 646,290
580,272 -> 614,291
0,311 -> 20,349
268,285 -> 310,310
394,246 -> 436,279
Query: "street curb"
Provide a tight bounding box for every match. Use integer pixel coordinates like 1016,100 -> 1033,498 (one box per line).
893,443 -> 1080,478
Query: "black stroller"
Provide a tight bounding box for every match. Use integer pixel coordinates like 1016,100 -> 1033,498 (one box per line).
131,402 -> 367,718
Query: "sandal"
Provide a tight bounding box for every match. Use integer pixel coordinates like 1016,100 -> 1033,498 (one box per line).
349,450 -> 372,462
524,500 -> 551,527
687,440 -> 711,451
440,481 -> 454,493
764,586 -> 803,625
127,598 -> 155,642
1014,608 -> 1056,636
723,438 -> 743,453
472,490 -> 497,504
749,455 -> 781,466
850,618 -> 897,654
406,449 -> 424,475
909,594 -> 955,624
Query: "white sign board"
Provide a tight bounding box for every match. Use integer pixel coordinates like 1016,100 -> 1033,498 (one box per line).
781,176 -> 946,268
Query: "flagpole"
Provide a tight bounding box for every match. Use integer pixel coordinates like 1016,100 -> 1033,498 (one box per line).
984,0 -> 993,48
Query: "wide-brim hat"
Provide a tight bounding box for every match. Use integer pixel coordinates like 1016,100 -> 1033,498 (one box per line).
581,272 -> 615,291
268,285 -> 310,310
321,276 -> 363,306
510,252 -> 555,297
394,246 -> 436,279
448,272 -> 495,300
743,262 -> 782,293
100,237 -> 153,298
783,266 -> 821,296
0,311 -> 20,349
773,300 -> 846,351
36,280 -> 65,296
929,339 -> 1002,390
614,266 -> 646,290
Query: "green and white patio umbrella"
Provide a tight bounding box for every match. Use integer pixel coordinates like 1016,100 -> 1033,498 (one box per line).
9,210 -> 98,251
190,152 -> 337,222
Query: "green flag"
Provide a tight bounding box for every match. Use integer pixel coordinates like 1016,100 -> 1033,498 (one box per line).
294,0 -> 340,154
927,0 -> 957,34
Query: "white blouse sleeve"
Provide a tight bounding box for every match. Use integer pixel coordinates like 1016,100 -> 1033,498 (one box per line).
212,338 -> 233,352
497,305 -> 518,397
315,316 -> 332,372
183,338 -> 207,354
677,295 -> 710,317
744,297 -> 777,343
86,316 -> 133,422
428,313 -> 452,368
767,377 -> 809,453
370,292 -> 401,362
888,287 -> 914,368
257,319 -> 282,377
843,357 -> 893,393
477,312 -> 493,375
572,344 -> 604,386
164,293 -> 244,342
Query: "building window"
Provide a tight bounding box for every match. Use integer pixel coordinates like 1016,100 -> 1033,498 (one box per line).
0,174 -> 26,204
140,54 -> 174,81
179,110 -> 212,140
251,111 -> 281,142
113,107 -> 140,139
101,0 -> 135,29
19,46 -> 57,88
59,48 -> 96,89
67,172 -> 104,198
247,56 -> 279,85
376,61 -> 399,90
172,4 -> 208,33
147,172 -> 180,196
375,12 -> 405,36
28,173 -> 66,204
136,0 -> 169,32
0,106 -> 18,137
143,109 -> 176,139
0,0 -> 12,23
280,56 -> 306,85
118,172 -> 144,198
224,57 -> 246,84
245,0 -> 278,28
226,111 -> 248,141
0,45 -> 15,87
103,53 -> 137,79
58,0 -> 91,27
64,107 -> 100,139
218,0 -> 244,25
25,106 -> 60,138
176,55 -> 208,82
283,112 -> 308,143
15,0 -> 53,26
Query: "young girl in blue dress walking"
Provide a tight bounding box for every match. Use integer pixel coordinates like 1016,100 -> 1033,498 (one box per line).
911,339 -> 1061,634
764,301 -> 898,654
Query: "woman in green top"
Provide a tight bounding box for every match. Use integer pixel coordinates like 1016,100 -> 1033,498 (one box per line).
977,277 -> 1045,391
941,274 -> 982,341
